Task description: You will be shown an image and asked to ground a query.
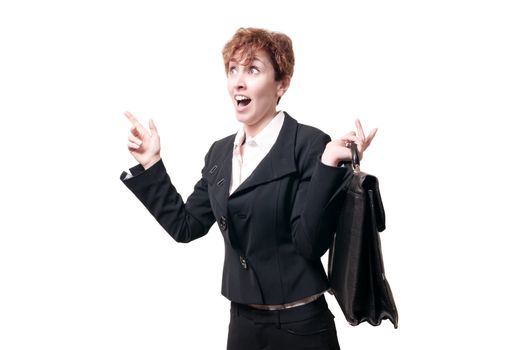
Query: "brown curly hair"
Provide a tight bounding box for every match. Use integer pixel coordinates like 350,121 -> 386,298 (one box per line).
222,27 -> 295,82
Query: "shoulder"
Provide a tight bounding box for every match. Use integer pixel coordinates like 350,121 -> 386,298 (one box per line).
284,112 -> 330,153
202,133 -> 235,163
297,123 -> 329,144
211,133 -> 236,150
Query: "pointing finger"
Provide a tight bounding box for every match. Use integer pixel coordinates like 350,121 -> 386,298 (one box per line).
125,111 -> 147,134
124,111 -> 138,124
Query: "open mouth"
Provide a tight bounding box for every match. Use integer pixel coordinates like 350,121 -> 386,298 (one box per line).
235,95 -> 252,107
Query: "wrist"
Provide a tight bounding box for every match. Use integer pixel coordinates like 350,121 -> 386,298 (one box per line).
142,155 -> 161,170
320,153 -> 340,167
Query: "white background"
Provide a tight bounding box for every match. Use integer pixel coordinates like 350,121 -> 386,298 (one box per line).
1,0 -> 526,349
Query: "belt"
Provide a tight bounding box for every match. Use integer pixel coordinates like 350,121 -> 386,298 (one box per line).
247,292 -> 325,311
232,295 -> 329,324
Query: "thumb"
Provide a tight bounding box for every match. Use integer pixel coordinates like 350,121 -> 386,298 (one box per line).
149,119 -> 159,136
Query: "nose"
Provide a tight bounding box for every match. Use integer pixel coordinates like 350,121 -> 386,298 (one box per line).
234,71 -> 246,89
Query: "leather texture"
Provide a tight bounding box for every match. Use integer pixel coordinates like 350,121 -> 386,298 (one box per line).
328,155 -> 398,328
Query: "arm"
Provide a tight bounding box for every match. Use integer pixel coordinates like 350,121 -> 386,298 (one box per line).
121,111 -> 215,242
290,133 -> 348,260
291,119 -> 377,259
121,155 -> 216,243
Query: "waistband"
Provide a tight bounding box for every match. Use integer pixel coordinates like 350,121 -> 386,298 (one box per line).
248,291 -> 324,311
231,294 -> 329,324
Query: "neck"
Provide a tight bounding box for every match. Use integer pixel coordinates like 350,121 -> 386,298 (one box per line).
244,110 -> 279,138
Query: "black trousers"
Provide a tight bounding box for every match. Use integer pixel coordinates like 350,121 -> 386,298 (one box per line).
227,295 -> 340,350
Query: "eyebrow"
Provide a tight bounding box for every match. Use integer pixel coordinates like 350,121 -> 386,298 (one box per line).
229,57 -> 265,66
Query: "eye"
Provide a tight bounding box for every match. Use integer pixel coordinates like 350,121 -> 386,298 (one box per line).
229,66 -> 238,75
249,66 -> 260,74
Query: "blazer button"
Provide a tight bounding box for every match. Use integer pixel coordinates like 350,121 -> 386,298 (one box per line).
239,256 -> 248,270
219,216 -> 227,231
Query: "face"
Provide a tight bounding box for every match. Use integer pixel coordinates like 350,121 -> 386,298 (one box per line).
227,50 -> 289,134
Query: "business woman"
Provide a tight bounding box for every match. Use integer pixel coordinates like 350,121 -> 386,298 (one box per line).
121,27 -> 376,350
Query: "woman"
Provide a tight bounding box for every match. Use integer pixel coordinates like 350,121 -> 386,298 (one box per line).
121,27 -> 376,350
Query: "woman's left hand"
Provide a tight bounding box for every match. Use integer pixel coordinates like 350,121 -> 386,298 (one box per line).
321,119 -> 378,167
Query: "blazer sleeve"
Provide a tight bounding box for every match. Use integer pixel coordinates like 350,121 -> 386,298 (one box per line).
120,148 -> 216,243
290,133 -> 348,260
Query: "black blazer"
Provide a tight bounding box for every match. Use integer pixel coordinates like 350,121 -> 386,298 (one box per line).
121,112 -> 347,305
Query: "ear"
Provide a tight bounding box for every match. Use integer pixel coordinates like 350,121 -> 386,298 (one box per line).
276,76 -> 291,98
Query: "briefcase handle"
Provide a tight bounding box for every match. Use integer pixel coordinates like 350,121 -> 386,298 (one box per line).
344,141 -> 360,174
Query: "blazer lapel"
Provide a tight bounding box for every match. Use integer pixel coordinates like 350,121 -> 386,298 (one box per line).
230,113 -> 298,196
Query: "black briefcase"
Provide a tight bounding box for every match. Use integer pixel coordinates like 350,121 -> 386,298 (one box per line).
328,144 -> 398,328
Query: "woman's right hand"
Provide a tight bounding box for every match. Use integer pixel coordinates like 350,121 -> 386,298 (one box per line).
125,111 -> 161,170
